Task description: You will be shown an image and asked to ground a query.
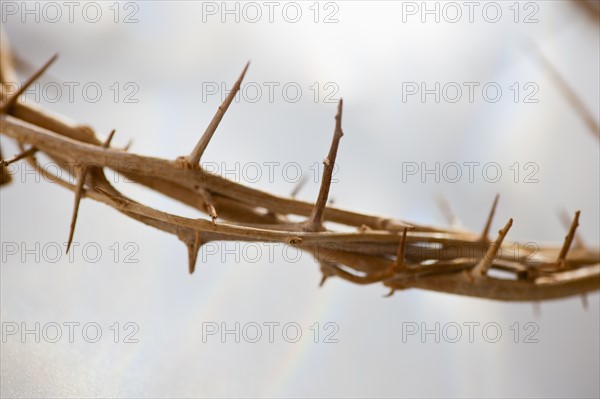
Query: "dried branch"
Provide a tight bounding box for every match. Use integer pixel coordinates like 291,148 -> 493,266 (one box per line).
1,39 -> 599,302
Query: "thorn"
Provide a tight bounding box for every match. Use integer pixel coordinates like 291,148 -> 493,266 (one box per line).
0,146 -> 37,167
480,194 -> 500,242
1,53 -> 58,113
394,228 -> 408,272
319,274 -> 329,287
183,61 -> 250,167
10,52 -> 63,85
185,231 -> 203,274
472,218 -> 513,277
290,174 -> 308,198
435,193 -> 461,227
558,210 -> 580,266
123,139 -> 133,151
318,261 -> 336,287
531,43 -> 599,140
66,165 -> 88,254
304,99 -> 344,232
581,293 -> 589,310
532,302 -> 541,318
558,208 -> 585,249
197,188 -> 218,224
102,129 -> 116,148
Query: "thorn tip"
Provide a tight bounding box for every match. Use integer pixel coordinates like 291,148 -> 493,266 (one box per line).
481,194 -> 500,241
304,100 -> 344,232
184,62 -> 250,166
66,166 -> 88,255
1,53 -> 58,113
558,210 -> 581,265
472,217 -> 512,277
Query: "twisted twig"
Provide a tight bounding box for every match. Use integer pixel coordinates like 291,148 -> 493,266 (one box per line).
1,35 -> 598,302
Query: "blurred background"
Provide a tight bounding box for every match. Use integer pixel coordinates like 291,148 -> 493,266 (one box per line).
1,1 -> 599,397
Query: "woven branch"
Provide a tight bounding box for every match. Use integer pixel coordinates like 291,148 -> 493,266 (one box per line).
1,33 -> 598,302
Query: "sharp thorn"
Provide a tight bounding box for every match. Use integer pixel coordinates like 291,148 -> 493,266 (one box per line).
0,146 -> 37,167
1,53 -> 58,113
102,129 -> 116,148
186,231 -> 203,274
558,208 -> 585,249
472,218 -> 513,277
480,194 -> 500,242
184,61 -> 250,167
197,188 -> 218,224
319,274 -> 329,287
531,43 -> 599,140
66,165 -> 88,254
558,210 -> 581,265
383,288 -> 395,298
304,99 -> 343,232
318,261 -> 337,287
123,139 -> 133,151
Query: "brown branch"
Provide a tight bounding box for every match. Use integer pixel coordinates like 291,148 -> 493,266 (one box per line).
1,39 -> 599,302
